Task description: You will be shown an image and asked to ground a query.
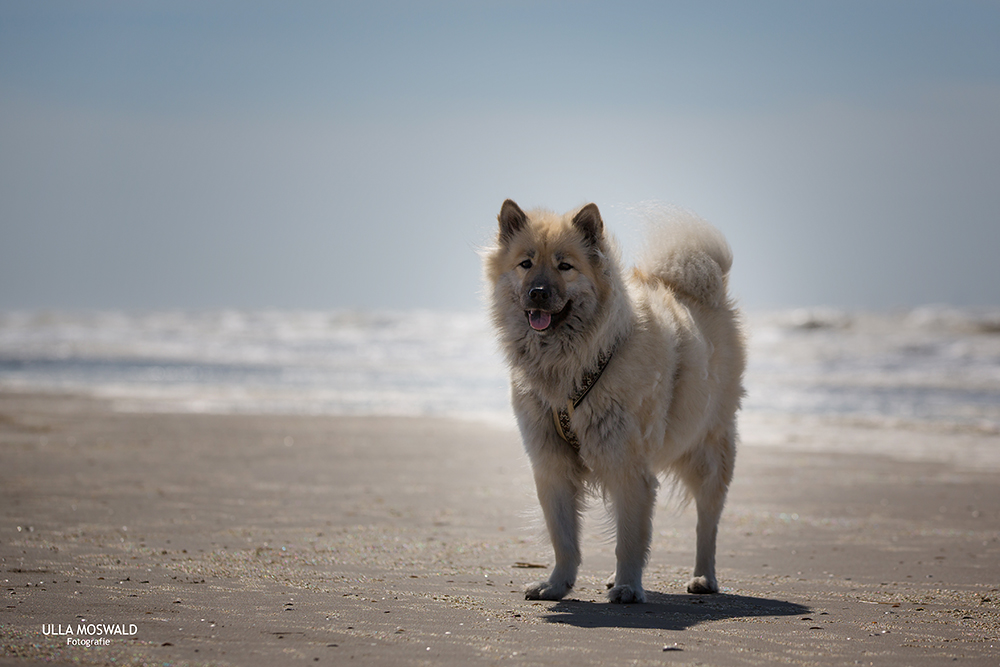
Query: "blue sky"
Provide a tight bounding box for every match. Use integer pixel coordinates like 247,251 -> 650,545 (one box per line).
2,1 -> 999,310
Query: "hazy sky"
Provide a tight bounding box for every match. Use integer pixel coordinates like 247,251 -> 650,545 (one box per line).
2,1 -> 998,311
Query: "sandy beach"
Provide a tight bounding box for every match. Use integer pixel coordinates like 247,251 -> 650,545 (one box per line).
2,390 -> 999,666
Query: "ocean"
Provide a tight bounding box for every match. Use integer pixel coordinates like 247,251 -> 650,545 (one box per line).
1,307 -> 999,434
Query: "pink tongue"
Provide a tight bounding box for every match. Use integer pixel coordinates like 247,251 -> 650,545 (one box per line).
528,310 -> 552,331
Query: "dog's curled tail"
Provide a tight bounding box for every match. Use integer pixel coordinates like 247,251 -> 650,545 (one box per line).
634,205 -> 733,308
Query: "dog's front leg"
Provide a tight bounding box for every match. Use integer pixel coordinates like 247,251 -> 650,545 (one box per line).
606,470 -> 657,604
524,454 -> 583,601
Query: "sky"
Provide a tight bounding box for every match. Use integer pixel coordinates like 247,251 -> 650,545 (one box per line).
1,0 -> 999,311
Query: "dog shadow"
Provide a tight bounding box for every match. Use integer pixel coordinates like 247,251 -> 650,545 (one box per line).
539,591 -> 809,631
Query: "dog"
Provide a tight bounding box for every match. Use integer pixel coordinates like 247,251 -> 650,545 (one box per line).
484,200 -> 745,604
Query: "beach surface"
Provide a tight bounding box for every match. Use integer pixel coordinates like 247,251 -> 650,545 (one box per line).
1,391 -> 999,666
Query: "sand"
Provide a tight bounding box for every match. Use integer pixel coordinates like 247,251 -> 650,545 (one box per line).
1,390 -> 999,666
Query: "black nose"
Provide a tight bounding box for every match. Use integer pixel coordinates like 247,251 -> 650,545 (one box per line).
528,285 -> 550,305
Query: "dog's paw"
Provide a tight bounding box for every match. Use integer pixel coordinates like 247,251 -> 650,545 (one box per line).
605,573 -> 615,590
687,575 -> 719,594
607,584 -> 646,604
524,580 -> 571,601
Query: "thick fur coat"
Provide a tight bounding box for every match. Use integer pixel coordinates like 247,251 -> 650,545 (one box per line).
484,200 -> 745,603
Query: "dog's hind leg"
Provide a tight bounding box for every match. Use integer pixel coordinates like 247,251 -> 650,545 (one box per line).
606,469 -> 658,604
524,453 -> 585,601
678,427 -> 736,594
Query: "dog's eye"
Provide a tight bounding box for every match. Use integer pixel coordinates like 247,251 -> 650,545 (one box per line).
519,259 -> 533,269
558,262 -> 573,271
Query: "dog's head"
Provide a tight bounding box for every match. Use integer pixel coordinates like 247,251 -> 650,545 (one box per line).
485,199 -> 609,337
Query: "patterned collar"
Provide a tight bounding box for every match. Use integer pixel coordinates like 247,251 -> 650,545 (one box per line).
551,344 -> 616,450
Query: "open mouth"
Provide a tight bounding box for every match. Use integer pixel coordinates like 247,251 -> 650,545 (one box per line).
526,301 -> 572,332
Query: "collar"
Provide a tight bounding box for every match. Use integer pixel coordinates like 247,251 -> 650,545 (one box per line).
551,343 -> 616,449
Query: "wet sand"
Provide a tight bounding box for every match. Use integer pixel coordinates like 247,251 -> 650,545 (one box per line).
1,391 -> 999,666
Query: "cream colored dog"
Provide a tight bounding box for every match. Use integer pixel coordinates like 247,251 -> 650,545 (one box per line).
485,200 -> 745,603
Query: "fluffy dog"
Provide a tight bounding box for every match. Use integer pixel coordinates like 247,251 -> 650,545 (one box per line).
484,200 -> 745,604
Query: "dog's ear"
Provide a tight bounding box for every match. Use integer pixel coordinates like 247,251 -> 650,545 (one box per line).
572,203 -> 604,247
498,199 -> 527,245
